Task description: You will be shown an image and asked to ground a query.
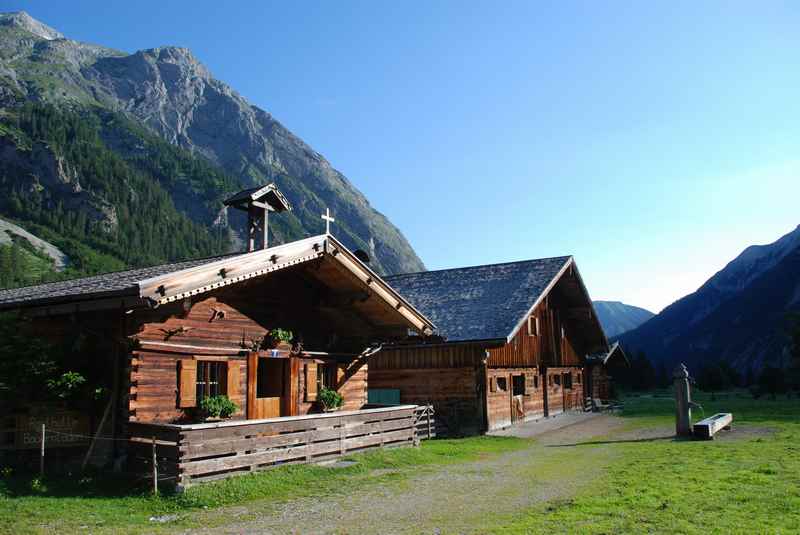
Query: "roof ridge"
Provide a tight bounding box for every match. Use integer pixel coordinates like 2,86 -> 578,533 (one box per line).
387,255 -> 572,279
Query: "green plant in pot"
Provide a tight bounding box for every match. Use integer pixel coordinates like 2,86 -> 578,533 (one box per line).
198,395 -> 238,421
318,387 -> 344,412
267,328 -> 293,350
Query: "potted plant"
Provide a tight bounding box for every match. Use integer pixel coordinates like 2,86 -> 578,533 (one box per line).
198,395 -> 238,422
318,387 -> 344,412
266,328 -> 294,351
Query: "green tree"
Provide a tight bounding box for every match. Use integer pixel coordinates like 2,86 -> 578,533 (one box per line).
697,361 -> 732,400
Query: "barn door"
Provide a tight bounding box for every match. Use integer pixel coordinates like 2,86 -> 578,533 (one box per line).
247,355 -> 285,419
511,374 -> 525,423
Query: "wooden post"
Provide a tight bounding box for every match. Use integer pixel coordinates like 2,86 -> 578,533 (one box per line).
152,436 -> 158,495
674,363 -> 692,437
39,424 -> 45,477
426,406 -> 432,440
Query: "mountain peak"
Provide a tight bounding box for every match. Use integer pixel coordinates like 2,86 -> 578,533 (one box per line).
0,11 -> 64,41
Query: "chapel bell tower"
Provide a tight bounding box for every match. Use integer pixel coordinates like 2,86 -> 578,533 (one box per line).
224,183 -> 292,252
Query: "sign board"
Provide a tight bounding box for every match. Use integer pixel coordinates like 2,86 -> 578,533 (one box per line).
0,410 -> 90,450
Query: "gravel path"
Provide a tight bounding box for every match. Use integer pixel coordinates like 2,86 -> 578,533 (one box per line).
186,414 -> 627,535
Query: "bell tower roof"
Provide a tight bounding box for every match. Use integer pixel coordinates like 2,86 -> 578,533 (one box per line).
223,183 -> 292,213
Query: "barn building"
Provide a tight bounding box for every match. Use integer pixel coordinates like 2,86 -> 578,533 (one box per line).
370,256 -> 618,434
0,185 -> 435,474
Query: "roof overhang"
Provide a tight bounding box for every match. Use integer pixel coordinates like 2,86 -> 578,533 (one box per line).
223,183 -> 292,212
586,341 -> 629,366
138,234 -> 435,335
505,256 -> 610,351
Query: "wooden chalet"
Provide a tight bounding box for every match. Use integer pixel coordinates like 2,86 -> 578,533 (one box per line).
371,256 -> 619,434
0,185 -> 436,479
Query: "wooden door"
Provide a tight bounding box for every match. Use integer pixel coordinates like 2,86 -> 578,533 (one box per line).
247,356 -> 285,419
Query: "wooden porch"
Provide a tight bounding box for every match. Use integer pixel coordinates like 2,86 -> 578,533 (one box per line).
129,404 -> 435,487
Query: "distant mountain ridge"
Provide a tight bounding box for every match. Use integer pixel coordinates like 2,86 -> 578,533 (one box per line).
0,11 -> 424,281
620,225 -> 800,373
592,301 -> 655,338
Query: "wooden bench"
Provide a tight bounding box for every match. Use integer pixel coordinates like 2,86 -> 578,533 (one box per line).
693,413 -> 733,440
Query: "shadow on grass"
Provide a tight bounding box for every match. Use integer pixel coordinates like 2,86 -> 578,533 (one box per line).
0,471 -> 167,500
545,434 -> 681,448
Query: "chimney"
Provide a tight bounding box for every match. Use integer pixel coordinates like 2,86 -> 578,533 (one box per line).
223,183 -> 292,251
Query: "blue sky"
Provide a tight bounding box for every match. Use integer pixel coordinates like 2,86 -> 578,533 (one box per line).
8,1 -> 800,312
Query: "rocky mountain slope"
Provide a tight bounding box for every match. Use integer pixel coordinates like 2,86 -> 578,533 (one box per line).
0,217 -> 67,270
620,225 -> 800,373
592,301 -> 654,338
0,11 -> 424,279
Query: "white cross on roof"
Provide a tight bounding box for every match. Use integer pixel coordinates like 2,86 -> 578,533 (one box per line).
321,208 -> 335,234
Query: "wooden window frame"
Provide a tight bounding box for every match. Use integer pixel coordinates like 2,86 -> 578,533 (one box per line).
528,315 -> 540,336
179,357 -> 238,409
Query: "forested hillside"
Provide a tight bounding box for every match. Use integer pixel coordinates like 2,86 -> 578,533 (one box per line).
0,11 -> 425,287
0,102 -> 245,287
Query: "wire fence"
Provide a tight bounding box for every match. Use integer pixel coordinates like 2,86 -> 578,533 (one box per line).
2,423 -> 177,493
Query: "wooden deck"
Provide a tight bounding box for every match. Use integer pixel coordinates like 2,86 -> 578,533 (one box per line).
129,404 -> 435,487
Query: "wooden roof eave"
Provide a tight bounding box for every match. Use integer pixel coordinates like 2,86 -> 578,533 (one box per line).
135,234 -> 436,336
324,235 -> 436,336
504,256 -> 574,345
503,257 -> 610,351
137,235 -> 326,306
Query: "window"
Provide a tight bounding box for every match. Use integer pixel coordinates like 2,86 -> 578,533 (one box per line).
496,377 -> 508,392
554,374 -> 561,388
533,375 -> 539,389
318,363 -> 335,391
196,361 -> 226,400
563,373 -> 573,390
528,316 -> 540,336
178,359 -> 239,408
512,375 -> 525,396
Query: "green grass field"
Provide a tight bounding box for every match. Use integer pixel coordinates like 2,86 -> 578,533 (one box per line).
499,391 -> 800,534
1,392 -> 798,534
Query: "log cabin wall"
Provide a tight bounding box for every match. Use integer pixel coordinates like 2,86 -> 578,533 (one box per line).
370,345 -> 485,435
486,367 -> 545,431
543,366 -> 584,416
296,358 -> 368,415
128,276 -> 377,423
486,296 -> 583,369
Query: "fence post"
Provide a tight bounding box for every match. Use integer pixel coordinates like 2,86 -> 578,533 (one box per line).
152,436 -> 158,495
427,406 -> 432,440
39,424 -> 45,477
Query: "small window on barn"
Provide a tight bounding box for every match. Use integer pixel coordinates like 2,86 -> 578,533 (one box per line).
528,316 -> 540,336
512,375 -> 525,396
564,373 -> 573,390
196,361 -> 226,400
554,374 -> 561,388
533,375 -> 539,389
496,377 -> 508,392
317,363 -> 335,391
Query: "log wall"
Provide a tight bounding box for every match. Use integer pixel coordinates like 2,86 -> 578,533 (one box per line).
486,367 -> 545,430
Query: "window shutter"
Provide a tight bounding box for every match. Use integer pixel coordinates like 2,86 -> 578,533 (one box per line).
226,361 -> 240,401
305,362 -> 318,402
178,359 -> 197,408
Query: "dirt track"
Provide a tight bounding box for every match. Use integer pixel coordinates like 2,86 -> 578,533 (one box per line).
187,414 -> 628,535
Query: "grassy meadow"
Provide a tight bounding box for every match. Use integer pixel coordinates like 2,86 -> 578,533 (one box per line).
1,391 -> 798,534
499,390 -> 800,534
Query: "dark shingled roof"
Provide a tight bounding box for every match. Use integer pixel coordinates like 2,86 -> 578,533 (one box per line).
0,254 -> 233,308
385,256 -> 572,342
